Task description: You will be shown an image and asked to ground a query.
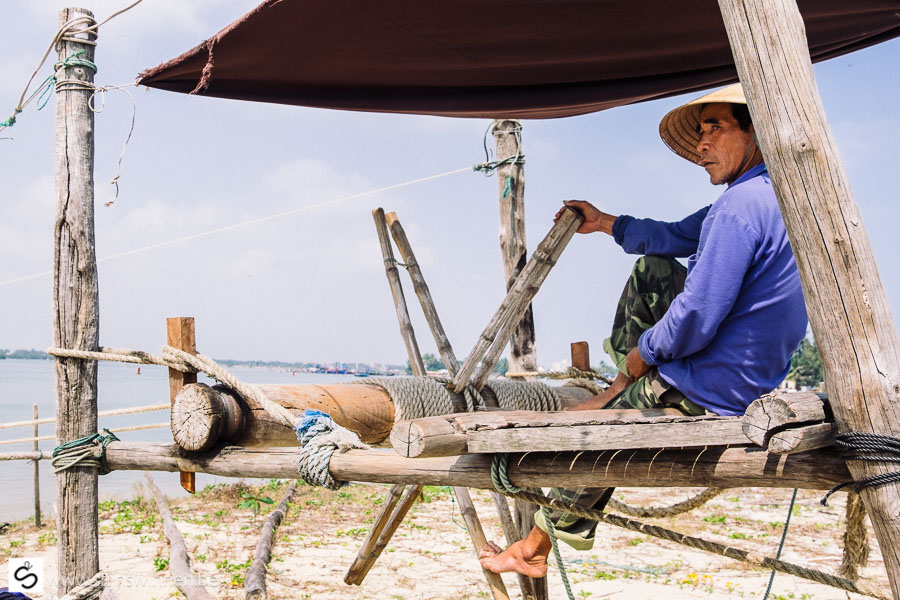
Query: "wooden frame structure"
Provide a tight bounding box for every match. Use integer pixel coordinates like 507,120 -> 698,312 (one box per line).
48,0 -> 900,598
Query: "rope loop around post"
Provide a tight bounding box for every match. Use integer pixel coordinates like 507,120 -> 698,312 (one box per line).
295,410 -> 367,490
51,429 -> 119,474
59,571 -> 105,600
821,432 -> 900,505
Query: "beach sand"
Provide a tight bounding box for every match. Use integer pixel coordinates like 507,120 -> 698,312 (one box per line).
1,480 -> 888,599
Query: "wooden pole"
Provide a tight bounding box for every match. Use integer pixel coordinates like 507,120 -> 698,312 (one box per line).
385,211 -> 535,597
493,119 -> 538,374
373,208 -> 425,376
167,317 -> 198,493
53,8 -> 99,596
717,1 -> 900,596
102,442 -> 853,490
144,473 -> 212,600
385,212 -> 461,378
344,482 -> 407,584
452,207 -> 583,392
245,480 -> 298,600
370,209 -> 509,600
32,404 -> 41,528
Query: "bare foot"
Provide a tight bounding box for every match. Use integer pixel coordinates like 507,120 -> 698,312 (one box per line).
479,526 -> 552,577
567,371 -> 633,411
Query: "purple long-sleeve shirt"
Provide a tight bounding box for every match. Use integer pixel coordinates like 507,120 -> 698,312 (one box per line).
611,164 -> 807,416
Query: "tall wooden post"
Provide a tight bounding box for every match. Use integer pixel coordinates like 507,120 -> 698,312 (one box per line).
32,404 -> 41,528
493,119 -> 538,374
718,1 -> 900,596
53,7 -> 99,595
167,317 -> 198,493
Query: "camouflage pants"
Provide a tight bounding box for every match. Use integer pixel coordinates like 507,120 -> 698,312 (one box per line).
534,256 -> 705,550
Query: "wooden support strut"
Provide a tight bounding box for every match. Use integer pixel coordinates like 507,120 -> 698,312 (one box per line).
386,211 -> 536,599
53,8 -> 100,597
103,442 -> 853,490
167,317 -> 198,493
452,207 -> 583,392
717,2 -> 900,596
368,208 -> 510,600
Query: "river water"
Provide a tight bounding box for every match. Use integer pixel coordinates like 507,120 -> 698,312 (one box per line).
0,359 -> 355,523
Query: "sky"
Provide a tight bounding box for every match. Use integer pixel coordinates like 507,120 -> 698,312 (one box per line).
1,1 -> 898,369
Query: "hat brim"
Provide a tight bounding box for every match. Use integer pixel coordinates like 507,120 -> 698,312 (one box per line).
658,83 -> 747,164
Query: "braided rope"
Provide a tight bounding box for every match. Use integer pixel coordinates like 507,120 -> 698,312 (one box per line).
60,572 -> 105,600
507,367 -> 613,385
563,377 -> 605,395
490,453 -> 888,600
48,346 -> 194,372
296,410 -> 367,489
51,429 -> 119,474
607,487 -> 725,518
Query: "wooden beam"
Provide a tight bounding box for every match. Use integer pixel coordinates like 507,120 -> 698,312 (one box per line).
245,480 -> 298,600
742,392 -> 827,446
493,119 -> 537,374
344,483 -> 407,584
452,207 -> 583,392
167,317 -> 198,493
171,381 -> 590,452
144,473 -> 212,600
391,409 -> 734,458
53,8 -> 99,597
717,1 -> 900,595
571,341 -> 590,372
103,442 -> 852,490
768,423 -> 835,455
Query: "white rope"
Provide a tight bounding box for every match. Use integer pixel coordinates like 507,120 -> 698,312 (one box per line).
0,403 -> 169,431
60,571 -> 105,600
0,166 -> 473,288
0,422 -> 169,446
48,346 -> 193,371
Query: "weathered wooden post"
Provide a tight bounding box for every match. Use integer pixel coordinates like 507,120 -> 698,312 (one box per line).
53,7 -> 100,595
718,0 -> 900,596
32,404 -> 41,528
492,119 -> 537,374
167,317 -> 198,493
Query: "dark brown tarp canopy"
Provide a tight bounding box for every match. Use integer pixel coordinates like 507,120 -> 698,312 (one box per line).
138,0 -> 900,119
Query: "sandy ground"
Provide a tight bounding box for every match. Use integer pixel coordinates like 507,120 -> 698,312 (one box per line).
1,480 -> 890,600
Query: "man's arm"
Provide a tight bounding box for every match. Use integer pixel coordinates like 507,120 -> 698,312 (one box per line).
555,201 -> 708,257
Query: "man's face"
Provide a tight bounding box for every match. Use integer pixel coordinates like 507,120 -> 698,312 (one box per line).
696,103 -> 755,185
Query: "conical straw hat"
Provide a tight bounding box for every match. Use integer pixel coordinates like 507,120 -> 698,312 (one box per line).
659,83 -> 747,164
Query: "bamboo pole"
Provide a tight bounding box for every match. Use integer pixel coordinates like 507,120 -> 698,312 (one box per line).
452,207 -> 583,392
144,473 -> 213,600
493,119 -> 538,374
167,317 -> 198,493
32,404 -> 41,528
344,482 -> 406,584
53,8 -> 100,596
102,442 -> 853,490
717,1 -> 900,596
245,480 -> 298,600
385,211 -> 534,598
370,208 -> 509,600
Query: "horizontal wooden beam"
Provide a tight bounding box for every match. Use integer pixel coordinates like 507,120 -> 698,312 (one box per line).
392,408 -> 735,458
103,442 -> 851,490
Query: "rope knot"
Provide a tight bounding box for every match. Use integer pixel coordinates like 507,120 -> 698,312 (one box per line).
51,429 -> 119,475
296,410 -> 367,490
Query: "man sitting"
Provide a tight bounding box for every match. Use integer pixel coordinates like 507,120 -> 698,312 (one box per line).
480,83 -> 808,576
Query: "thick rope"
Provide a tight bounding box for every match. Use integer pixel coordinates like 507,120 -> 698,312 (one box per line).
822,432 -> 900,505
490,453 -> 889,600
60,572 -> 105,600
507,366 -> 613,385
840,492 -> 871,580
50,429 -> 119,474
296,410 -> 367,489
48,346 -> 194,372
607,487 -> 725,518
